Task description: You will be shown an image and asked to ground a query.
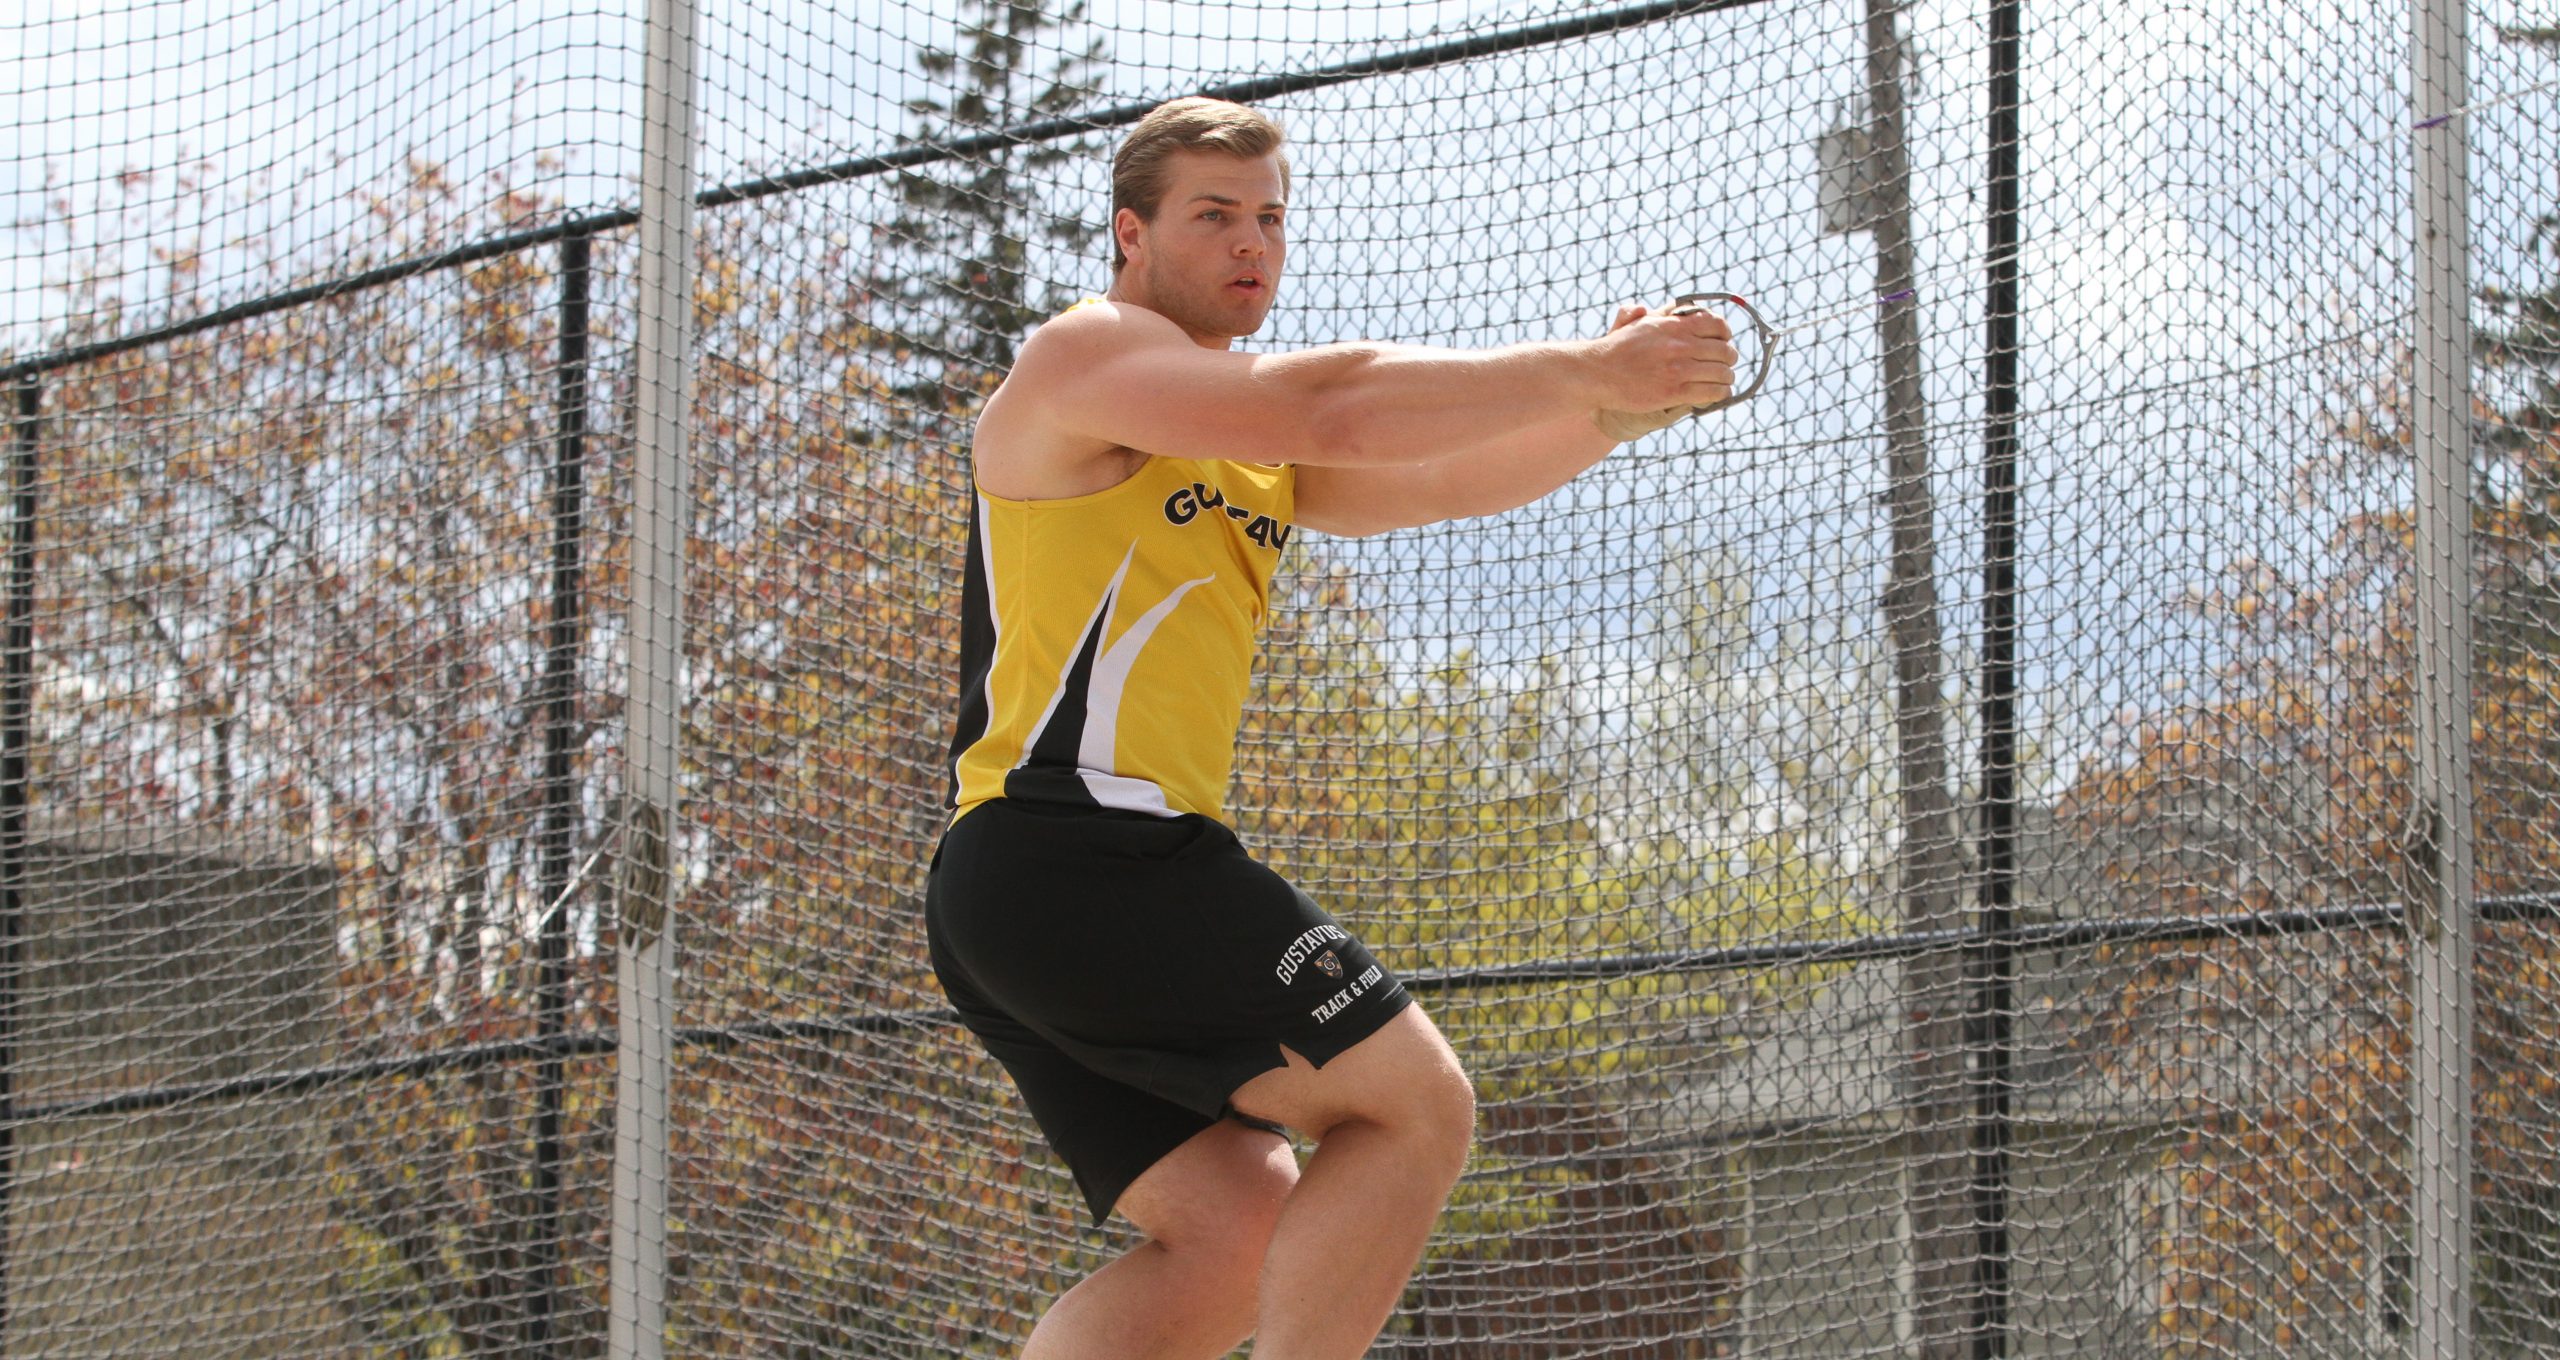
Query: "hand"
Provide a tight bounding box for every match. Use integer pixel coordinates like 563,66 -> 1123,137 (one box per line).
1595,402 -> 1693,442
1590,300 -> 1737,440
1593,302 -> 1688,440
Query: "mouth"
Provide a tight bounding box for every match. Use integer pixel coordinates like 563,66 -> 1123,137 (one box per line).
1228,271 -> 1266,296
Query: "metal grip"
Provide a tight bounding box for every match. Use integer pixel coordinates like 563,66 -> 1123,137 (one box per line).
1669,291 -> 1778,414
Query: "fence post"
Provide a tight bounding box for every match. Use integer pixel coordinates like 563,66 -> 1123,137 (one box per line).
2409,0 -> 2475,1351
1855,1 -> 1971,1351
610,0 -> 699,1355
1967,0 -> 2025,1351
0,375 -> 36,1357
530,227 -> 594,1357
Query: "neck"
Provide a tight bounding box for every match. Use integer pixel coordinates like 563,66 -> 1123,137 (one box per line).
1105,272 -> 1236,351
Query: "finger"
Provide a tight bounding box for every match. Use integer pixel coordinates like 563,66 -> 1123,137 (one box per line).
1610,302 -> 1647,331
1682,311 -> 1735,341
1681,369 -> 1737,402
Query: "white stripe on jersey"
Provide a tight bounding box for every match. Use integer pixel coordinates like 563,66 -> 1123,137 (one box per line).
1076,572 -> 1213,815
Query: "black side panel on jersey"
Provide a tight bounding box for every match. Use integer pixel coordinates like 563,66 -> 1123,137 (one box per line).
1001,577 -> 1115,807
944,499 -> 998,811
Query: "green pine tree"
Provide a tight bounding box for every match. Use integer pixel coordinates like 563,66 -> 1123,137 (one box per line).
872,0 -> 1107,383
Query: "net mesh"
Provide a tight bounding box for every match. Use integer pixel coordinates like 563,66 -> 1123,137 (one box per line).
4,0 -> 2557,1355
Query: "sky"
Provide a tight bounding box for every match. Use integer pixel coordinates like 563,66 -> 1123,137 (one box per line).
4,0 -> 2557,806
0,0 -> 1578,355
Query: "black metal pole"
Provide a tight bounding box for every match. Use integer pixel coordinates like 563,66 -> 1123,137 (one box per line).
2,376 -> 38,1355
1969,0 -> 2025,1353
527,229 -> 591,1355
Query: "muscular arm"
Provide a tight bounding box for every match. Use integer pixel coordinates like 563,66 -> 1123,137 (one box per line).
1290,411 -> 1619,536
985,299 -> 1727,472
1292,303 -> 1710,537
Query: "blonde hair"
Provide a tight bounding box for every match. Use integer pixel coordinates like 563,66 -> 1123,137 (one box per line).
1111,97 -> 1290,271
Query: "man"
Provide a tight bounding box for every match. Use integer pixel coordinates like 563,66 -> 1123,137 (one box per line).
925,96 -> 1735,1360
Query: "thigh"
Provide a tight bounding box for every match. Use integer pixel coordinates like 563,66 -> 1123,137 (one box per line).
961,1012 -> 1231,1225
1114,1117 -> 1299,1248
1225,1004 -> 1472,1140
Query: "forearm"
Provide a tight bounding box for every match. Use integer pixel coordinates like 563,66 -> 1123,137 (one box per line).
1306,339 -> 1609,467
1406,410 -> 1618,522
1298,409 -> 1621,536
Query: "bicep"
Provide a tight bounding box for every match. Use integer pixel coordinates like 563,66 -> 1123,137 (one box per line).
1292,461 -> 1442,537
1023,307 -> 1434,469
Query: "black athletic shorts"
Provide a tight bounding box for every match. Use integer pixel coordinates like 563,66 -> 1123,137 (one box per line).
925,797 -> 1413,1223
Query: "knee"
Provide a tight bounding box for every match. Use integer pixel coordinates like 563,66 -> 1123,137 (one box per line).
1411,1061 -> 1478,1175
1322,1056 -> 1475,1179
1147,1140 -> 1297,1283
1210,1150 -> 1297,1259
1388,1028 -> 1477,1152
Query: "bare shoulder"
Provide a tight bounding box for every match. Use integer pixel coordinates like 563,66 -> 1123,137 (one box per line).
1035,296 -> 1183,341
1009,298 -> 1190,380
981,297 -> 1326,473
974,302 -> 1183,501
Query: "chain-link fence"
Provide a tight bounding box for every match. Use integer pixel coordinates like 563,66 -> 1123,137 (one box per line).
3,0 -> 2554,1354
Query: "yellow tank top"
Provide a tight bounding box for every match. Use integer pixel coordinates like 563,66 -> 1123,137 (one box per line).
946,452 -> 1296,824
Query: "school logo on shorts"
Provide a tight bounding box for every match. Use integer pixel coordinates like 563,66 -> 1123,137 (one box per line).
1274,924 -> 1351,986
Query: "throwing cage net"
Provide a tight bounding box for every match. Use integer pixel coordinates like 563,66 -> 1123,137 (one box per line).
4,0 -> 2556,1355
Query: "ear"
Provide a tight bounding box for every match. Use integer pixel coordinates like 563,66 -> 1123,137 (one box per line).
1113,207 -> 1148,267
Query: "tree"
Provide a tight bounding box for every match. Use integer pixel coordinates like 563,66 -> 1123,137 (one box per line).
10,3 -> 1115,1331
17,152 -> 637,1354
867,0 -> 1106,381
1230,543 -> 1883,1353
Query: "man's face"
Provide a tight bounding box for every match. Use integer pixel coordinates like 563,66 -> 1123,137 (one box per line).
1115,149 -> 1288,347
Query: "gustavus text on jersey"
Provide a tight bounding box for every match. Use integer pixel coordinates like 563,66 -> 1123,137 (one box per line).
1164,480 -> 1292,550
